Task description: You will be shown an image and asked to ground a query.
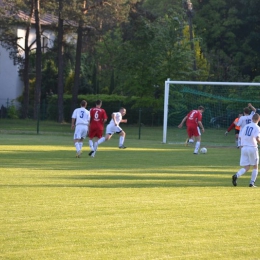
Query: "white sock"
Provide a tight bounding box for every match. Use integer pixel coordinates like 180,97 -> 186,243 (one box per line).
98,137 -> 106,145
235,140 -> 238,147
94,142 -> 98,151
194,141 -> 200,153
250,169 -> 258,184
79,142 -> 83,150
236,168 -> 246,178
75,142 -> 80,153
89,140 -> 94,150
119,136 -> 125,147
238,139 -> 241,147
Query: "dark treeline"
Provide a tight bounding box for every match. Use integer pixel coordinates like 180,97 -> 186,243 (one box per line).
0,0 -> 260,121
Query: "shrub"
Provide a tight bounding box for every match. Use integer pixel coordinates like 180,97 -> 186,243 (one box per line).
7,101 -> 19,119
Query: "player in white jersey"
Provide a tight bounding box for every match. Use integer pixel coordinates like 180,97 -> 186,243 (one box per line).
93,107 -> 127,153
71,100 -> 90,158
232,113 -> 260,187
236,103 -> 256,147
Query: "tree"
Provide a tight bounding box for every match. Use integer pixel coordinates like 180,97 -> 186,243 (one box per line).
70,0 -> 136,108
94,2 -> 198,109
0,0 -> 36,118
33,0 -> 42,120
143,0 -> 183,15
57,0 -> 65,122
71,0 -> 104,111
22,0 -> 35,119
193,0 -> 260,81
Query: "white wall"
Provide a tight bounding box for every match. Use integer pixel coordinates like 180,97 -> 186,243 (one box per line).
0,43 -> 23,108
0,25 -> 56,108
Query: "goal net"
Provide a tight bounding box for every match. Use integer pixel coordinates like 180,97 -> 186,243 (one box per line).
163,80 -> 260,146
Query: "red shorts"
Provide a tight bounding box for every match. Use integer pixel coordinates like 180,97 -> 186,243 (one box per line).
88,128 -> 103,139
187,125 -> 200,137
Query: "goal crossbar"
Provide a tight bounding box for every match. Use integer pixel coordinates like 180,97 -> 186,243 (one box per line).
163,80 -> 260,143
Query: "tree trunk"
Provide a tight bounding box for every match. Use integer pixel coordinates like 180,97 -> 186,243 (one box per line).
22,39 -> 31,118
187,12 -> 196,71
22,0 -> 34,119
33,0 -> 42,120
57,0 -> 64,122
71,20 -> 83,111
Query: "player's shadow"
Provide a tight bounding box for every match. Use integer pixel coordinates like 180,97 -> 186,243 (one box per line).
39,171 -> 233,188
1,149 -> 237,188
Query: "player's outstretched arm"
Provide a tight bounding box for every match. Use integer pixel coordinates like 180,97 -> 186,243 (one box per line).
111,113 -> 118,126
248,103 -> 256,112
198,121 -> 205,133
178,116 -> 187,128
226,122 -> 235,135
71,118 -> 76,129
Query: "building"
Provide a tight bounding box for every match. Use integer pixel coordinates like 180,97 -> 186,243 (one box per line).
0,0 -> 58,108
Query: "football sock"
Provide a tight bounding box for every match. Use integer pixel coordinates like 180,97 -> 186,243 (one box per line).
89,140 -> 94,150
119,136 -> 125,146
75,142 -> 80,153
235,140 -> 238,147
251,169 -> 258,183
79,142 -> 83,150
194,141 -> 200,153
94,142 -> 98,151
236,168 -> 246,178
98,137 -> 105,145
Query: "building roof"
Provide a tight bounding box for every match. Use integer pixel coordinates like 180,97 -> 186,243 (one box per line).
0,0 -> 80,27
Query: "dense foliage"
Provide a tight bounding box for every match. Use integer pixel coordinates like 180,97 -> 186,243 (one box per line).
193,0 -> 260,82
1,0 -> 260,122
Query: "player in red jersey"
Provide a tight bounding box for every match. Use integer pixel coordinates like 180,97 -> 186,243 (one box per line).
225,113 -> 243,148
178,106 -> 205,154
88,100 -> 108,156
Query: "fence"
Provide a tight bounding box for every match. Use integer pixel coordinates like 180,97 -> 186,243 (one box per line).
0,99 -> 164,126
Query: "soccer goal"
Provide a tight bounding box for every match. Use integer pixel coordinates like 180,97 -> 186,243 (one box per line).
163,79 -> 260,145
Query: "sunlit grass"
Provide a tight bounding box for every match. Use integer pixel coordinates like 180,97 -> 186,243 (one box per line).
1,131 -> 260,259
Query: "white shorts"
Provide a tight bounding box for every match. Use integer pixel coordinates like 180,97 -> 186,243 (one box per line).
240,146 -> 259,166
106,124 -> 122,135
73,124 -> 88,140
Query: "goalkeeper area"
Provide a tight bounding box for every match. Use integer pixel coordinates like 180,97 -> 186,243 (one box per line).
163,80 -> 260,146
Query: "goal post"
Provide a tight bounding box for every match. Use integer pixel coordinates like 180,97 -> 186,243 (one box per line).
163,80 -> 260,144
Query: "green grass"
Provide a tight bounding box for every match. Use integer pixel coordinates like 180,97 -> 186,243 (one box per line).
1,121 -> 260,259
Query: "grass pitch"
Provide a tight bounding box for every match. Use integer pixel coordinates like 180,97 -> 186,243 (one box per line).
0,120 -> 260,259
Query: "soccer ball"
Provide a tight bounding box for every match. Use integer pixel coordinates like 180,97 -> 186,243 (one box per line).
200,147 -> 207,154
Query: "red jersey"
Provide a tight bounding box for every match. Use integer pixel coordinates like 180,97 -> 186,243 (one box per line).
227,118 -> 240,132
186,110 -> 202,126
89,107 -> 108,131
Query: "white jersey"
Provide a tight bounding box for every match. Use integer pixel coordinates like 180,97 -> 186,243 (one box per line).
72,107 -> 90,126
108,112 -> 122,126
240,122 -> 260,147
237,111 -> 255,137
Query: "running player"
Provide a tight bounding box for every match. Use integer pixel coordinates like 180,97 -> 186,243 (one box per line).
178,106 -> 205,154
93,107 -> 127,155
88,100 -> 108,157
225,113 -> 243,148
71,100 -> 90,158
236,103 -> 256,147
232,113 -> 260,187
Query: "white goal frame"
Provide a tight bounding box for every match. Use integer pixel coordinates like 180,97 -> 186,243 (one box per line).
163,79 -> 260,143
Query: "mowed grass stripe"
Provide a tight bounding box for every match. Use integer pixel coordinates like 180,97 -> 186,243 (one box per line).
0,132 -> 260,259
